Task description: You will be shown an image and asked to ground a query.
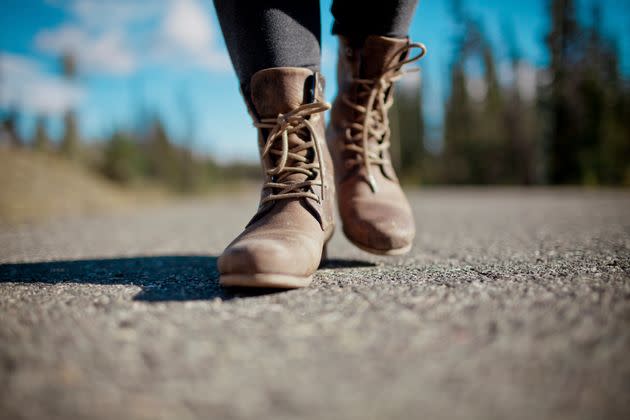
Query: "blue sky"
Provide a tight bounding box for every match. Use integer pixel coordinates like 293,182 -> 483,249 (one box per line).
1,0 -> 629,162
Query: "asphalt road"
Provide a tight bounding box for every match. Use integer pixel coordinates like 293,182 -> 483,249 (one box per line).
1,188 -> 629,420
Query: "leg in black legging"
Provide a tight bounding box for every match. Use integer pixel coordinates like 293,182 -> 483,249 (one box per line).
331,0 -> 419,43
213,0 -> 321,95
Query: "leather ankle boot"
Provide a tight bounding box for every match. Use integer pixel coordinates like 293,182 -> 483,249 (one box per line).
327,35 -> 426,255
219,67 -> 335,288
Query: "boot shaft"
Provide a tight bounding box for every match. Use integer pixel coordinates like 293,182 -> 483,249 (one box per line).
249,68 -> 326,119
245,67 -> 335,233
334,35 -> 411,105
329,35 -> 427,187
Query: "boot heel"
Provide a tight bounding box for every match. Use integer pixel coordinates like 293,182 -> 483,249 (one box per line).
319,242 -> 329,267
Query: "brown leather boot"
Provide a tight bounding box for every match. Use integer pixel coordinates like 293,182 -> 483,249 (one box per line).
219,67 -> 335,288
327,35 -> 426,255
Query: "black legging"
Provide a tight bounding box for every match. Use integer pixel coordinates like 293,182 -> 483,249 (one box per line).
213,0 -> 418,94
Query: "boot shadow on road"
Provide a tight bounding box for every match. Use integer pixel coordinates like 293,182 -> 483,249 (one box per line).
0,256 -> 254,302
0,256 -> 375,302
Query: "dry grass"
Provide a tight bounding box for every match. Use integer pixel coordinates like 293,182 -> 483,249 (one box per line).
0,147 -> 167,226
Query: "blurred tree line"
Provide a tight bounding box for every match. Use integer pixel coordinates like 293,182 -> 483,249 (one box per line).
95,102 -> 260,192
2,0 -> 628,188
1,53 -> 259,193
391,0 -> 630,185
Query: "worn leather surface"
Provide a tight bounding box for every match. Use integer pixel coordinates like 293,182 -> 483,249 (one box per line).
219,67 -> 334,277
327,36 -> 416,253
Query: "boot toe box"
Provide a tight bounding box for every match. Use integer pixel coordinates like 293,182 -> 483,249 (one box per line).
218,232 -> 321,277
342,199 -> 415,253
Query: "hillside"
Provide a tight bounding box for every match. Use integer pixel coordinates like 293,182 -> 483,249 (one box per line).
0,148 -> 165,225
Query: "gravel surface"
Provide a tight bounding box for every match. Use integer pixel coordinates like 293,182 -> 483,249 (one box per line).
1,188 -> 629,420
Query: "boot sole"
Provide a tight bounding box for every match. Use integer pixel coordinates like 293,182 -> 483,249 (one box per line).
346,236 -> 413,256
220,273 -> 312,289
220,237 -> 331,289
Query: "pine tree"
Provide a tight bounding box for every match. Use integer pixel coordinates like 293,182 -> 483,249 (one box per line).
146,116 -> 179,188
390,71 -> 425,183
59,53 -> 80,159
443,63 -> 474,183
33,116 -> 51,151
585,5 -> 630,185
546,0 -> 582,183
442,15 -> 506,184
502,21 -> 542,185
1,109 -> 23,147
102,131 -> 144,184
545,0 -> 629,184
476,41 -> 505,183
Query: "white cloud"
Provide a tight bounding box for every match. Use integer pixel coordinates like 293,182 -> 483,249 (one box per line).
497,60 -> 513,86
515,62 -> 538,101
36,24 -> 136,75
465,76 -> 488,102
155,0 -> 231,71
163,0 -> 214,52
37,0 -> 230,75
0,53 -> 84,115
498,61 -> 538,102
46,0 -> 161,29
397,67 -> 422,94
72,1 -> 158,29
321,45 -> 336,71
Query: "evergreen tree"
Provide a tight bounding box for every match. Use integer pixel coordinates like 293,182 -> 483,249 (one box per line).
390,72 -> 425,183
443,63 -> 474,184
1,109 -> 23,147
176,89 -> 206,192
545,0 -> 629,184
476,41 -> 505,183
443,15 -> 507,184
33,116 -> 51,151
546,0 -> 582,183
59,53 -> 80,159
102,131 -> 144,184
145,116 -> 179,188
502,22 -> 541,184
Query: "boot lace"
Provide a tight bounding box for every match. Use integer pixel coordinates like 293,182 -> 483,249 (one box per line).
342,42 -> 427,192
254,101 -> 331,204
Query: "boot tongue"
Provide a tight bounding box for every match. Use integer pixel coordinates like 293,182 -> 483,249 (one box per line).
360,35 -> 409,79
250,67 -> 316,184
250,67 -> 313,118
